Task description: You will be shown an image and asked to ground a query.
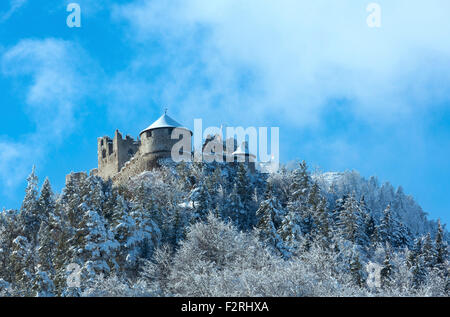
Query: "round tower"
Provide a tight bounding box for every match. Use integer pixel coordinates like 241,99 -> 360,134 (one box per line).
139,113 -> 192,161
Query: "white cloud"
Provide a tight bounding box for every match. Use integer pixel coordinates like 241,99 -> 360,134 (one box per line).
113,0 -> 450,128
0,38 -> 92,190
0,0 -> 27,23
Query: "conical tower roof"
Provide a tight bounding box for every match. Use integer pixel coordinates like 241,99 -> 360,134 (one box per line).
232,141 -> 256,158
140,113 -> 190,136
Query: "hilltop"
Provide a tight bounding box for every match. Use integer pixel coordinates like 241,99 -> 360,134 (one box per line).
0,160 -> 448,296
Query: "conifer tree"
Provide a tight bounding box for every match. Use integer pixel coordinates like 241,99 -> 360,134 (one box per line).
33,266 -> 55,297
408,238 -> 427,288
289,161 -> 310,202
278,210 -> 301,248
37,178 -> 55,222
0,210 -> 19,284
349,247 -> 364,287
36,178 -> 57,276
435,220 -> 448,270
378,205 -> 392,245
52,220 -> 72,296
378,204 -> 410,249
301,182 -> 320,235
19,167 -> 40,244
190,180 -> 211,223
37,221 -> 55,277
60,173 -> 85,229
223,183 -> 242,226
331,194 -> 348,228
314,197 -> 331,248
422,233 -> 436,270
337,193 -> 360,244
236,163 -> 254,229
75,206 -> 119,290
256,183 -> 285,255
112,196 -> 140,277
380,244 -> 393,289
10,236 -> 35,296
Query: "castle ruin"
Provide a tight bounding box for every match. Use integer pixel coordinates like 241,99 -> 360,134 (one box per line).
87,113 -> 255,184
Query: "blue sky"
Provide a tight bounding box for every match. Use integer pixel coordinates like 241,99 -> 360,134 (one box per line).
0,0 -> 450,225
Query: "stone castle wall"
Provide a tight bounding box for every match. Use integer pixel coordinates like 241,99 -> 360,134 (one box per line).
110,153 -> 161,184
140,127 -> 191,159
97,130 -> 140,180
93,125 -> 254,185
96,126 -> 192,183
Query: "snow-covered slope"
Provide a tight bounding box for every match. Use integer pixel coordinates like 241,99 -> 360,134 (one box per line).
313,171 -> 441,239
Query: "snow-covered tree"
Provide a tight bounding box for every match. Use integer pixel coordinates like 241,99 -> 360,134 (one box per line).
10,236 -> 35,296
380,244 -> 394,289
256,184 -> 286,255
435,220 -> 448,270
33,266 -> 55,297
19,167 -> 40,244
112,196 -> 141,277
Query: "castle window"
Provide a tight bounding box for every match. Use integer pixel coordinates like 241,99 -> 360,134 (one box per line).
146,131 -> 152,138
102,149 -> 106,159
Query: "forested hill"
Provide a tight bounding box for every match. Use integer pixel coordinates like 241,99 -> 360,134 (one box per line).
313,171 -> 442,239
0,161 -> 448,297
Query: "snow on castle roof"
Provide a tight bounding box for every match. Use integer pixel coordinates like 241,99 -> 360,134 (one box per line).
232,141 -> 256,157
140,113 -> 190,136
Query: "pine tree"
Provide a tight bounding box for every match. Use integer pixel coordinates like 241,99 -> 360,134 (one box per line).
435,220 -> 448,270
349,247 -> 364,287
75,206 -> 119,290
300,182 -> 320,235
256,183 -> 285,255
19,167 -> 40,244
314,197 -> 331,248
10,236 -> 35,296
52,220 -> 72,296
378,205 -> 392,245
284,162 -> 313,238
37,178 -> 55,222
236,163 -> 254,229
360,196 -> 376,245
170,206 -> 187,246
37,221 -> 55,277
0,210 -> 19,284
129,184 -> 161,261
60,173 -> 85,229
337,193 -> 362,245
380,244 -> 393,289
33,266 -> 55,297
377,204 -> 410,250
408,238 -> 427,288
36,178 -> 57,276
331,194 -> 348,228
112,196 -> 140,277
422,233 -> 436,270
289,161 -> 310,202
223,183 -> 242,226
190,180 -> 211,223
278,210 -> 301,248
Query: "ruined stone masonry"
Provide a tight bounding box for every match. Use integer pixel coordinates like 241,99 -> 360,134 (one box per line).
66,113 -> 256,185
89,113 -> 192,183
